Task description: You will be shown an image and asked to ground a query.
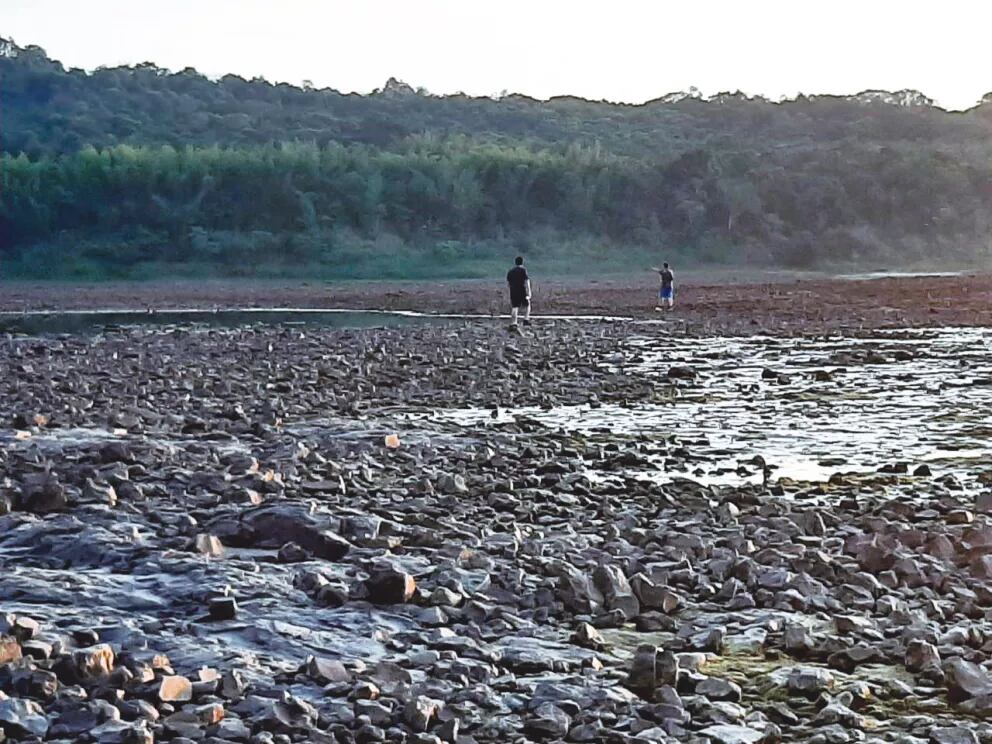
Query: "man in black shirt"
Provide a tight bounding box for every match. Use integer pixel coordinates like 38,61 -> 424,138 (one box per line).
506,256 -> 531,326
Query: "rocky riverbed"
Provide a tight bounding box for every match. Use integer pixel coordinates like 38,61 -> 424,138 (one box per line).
4,319 -> 992,744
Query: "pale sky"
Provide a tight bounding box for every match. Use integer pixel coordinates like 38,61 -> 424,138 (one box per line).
4,0 -> 991,110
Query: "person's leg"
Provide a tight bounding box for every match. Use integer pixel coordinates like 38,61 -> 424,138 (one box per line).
510,305 -> 519,325
524,300 -> 531,322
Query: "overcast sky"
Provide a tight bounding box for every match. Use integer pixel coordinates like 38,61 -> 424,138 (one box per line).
5,0 -> 990,110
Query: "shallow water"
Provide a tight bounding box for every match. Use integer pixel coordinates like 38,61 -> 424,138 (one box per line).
0,308 -> 452,336
430,327 -> 992,490
836,270 -> 962,281
0,307 -> 632,336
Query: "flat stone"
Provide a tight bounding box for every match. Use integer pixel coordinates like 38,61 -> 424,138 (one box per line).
930,727 -> 979,744
159,675 -> 193,703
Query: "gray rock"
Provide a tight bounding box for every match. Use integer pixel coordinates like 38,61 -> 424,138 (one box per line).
403,696 -> 443,732
788,667 -> 835,696
945,658 -> 992,701
930,727 -> 979,744
696,677 -> 743,703
0,697 -> 49,738
525,702 -> 571,739
593,564 -> 640,619
905,639 -> 940,672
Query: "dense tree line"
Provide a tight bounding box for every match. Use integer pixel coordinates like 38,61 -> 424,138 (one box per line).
2,38 -> 991,278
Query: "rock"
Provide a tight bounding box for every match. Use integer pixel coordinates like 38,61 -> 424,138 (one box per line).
657,650 -> 680,686
17,473 -> 67,512
193,533 -> 224,557
82,478 -> 118,505
628,645 -> 658,692
696,677 -> 743,702
827,645 -> 881,673
436,474 -> 468,494
213,717 -> 251,740
306,656 -> 351,684
278,542 -> 310,562
159,675 -> 193,702
118,700 -> 159,723
905,639 -> 940,672
525,702 -> 571,739
403,696 -> 443,732
0,637 -> 21,665
592,564 -> 640,619
221,669 -> 248,699
240,505 -> 351,560
269,694 -> 318,730
930,727 -> 979,744
50,703 -> 105,737
208,596 -> 238,620
834,615 -> 874,634
0,698 -> 49,738
814,699 -> 862,727
571,622 -> 606,650
437,718 -> 459,742
9,615 -> 38,642
724,628 -> 766,655
428,587 -> 462,607
689,627 -> 726,653
73,643 -> 115,680
945,658 -> 992,701
787,667 -> 835,696
365,567 -> 417,604
947,510 -> 974,525
556,563 -> 605,614
91,720 -> 154,744
631,573 -> 681,613
976,492 -> 992,514
667,366 -> 698,380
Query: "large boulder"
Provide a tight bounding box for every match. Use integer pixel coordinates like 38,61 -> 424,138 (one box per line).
223,505 -> 352,560
945,659 -> 992,702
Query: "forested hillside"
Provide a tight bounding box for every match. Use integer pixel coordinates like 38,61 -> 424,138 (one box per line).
2,37 -> 992,279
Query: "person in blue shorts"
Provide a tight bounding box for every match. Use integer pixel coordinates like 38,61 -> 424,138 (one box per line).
654,262 -> 675,310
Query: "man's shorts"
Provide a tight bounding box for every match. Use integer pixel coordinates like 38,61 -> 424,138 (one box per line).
510,293 -> 529,309
659,287 -> 674,301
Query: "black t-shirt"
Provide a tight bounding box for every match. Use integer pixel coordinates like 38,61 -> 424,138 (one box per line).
660,269 -> 674,289
507,266 -> 529,293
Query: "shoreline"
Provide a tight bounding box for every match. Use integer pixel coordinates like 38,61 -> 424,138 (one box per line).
1,271 -> 990,335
